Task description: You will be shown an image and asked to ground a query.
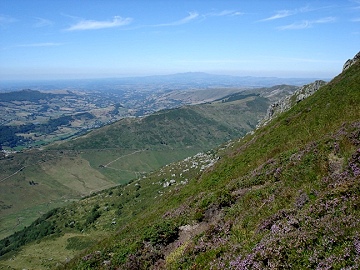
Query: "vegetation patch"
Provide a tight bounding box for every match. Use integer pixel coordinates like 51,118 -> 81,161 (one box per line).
66,236 -> 95,251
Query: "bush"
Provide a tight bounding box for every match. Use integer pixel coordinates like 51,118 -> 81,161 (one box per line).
85,205 -> 101,226
144,221 -> 179,246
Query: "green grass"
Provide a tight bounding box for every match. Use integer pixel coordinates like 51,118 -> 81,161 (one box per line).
0,200 -> 71,240
66,236 -> 96,251
2,63 -> 359,269
0,93 -> 270,243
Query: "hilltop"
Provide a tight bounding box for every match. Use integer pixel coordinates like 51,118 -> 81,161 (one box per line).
0,52 -> 359,269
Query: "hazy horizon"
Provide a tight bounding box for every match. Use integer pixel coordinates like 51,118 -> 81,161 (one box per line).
0,71 -> 332,83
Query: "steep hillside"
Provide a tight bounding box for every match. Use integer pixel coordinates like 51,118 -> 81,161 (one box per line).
0,90 -> 274,240
0,54 -> 359,269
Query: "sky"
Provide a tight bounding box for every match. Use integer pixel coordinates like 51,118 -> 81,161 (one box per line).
0,0 -> 359,80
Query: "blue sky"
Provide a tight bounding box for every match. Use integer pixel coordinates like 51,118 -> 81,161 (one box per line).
0,0 -> 359,80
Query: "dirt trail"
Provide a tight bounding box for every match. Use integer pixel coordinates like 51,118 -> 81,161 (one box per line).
103,149 -> 145,167
0,166 -> 26,183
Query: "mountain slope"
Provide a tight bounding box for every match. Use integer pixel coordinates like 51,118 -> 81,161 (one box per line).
0,58 -> 359,269
60,96 -> 265,150
0,90 -> 272,240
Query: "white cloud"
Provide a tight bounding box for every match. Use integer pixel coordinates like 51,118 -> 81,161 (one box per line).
314,17 -> 336,23
260,10 -> 294,21
352,17 -> 360,22
65,16 -> 132,31
206,10 -> 244,17
150,10 -> 241,27
259,5 -> 334,22
174,12 -> 199,25
233,12 -> 245,16
17,42 -> 63,47
153,12 -> 199,26
278,21 -> 310,30
278,17 -> 336,30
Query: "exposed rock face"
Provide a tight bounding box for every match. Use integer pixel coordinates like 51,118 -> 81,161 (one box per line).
259,51 -> 359,128
259,80 -> 327,127
343,51 -> 360,71
293,80 -> 326,103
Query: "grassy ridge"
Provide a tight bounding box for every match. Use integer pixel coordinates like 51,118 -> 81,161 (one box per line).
60,95 -> 266,151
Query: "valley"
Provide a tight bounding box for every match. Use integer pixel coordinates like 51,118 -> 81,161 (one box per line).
0,59 -> 358,269
0,77 -> 297,241
0,73 -> 308,150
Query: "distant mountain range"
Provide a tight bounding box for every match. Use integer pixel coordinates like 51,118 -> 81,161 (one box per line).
104,72 -> 323,87
0,72 -> 327,91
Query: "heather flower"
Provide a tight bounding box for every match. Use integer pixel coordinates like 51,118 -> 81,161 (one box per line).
334,142 -> 340,154
295,191 -> 309,209
354,238 -> 360,255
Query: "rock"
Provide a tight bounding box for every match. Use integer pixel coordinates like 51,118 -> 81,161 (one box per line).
295,80 -> 326,103
103,260 -> 111,266
163,181 -> 170,188
343,51 -> 360,71
259,80 -> 327,127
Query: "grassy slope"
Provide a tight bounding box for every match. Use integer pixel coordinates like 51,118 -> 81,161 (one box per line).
0,94 -> 269,240
0,62 -> 359,269
65,61 -> 360,268
61,95 -> 266,151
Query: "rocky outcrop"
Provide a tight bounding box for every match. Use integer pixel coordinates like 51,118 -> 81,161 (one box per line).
293,79 -> 326,103
259,51 -> 359,128
259,80 -> 327,127
343,51 -> 360,71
